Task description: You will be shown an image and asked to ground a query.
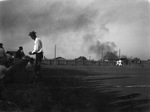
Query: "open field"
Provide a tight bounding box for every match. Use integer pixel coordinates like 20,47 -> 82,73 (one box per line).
0,65 -> 150,112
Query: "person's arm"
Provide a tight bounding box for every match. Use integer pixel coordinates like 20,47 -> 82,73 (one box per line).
0,65 -> 11,79
2,49 -> 6,57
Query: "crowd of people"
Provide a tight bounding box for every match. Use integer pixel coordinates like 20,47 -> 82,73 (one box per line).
0,31 -> 43,82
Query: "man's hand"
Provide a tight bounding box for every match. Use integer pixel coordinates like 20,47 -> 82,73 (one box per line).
29,51 -> 36,55
28,51 -> 33,55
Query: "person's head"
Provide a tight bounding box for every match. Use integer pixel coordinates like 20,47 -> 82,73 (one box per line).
28,31 -> 37,40
19,46 -> 23,50
0,43 -> 3,48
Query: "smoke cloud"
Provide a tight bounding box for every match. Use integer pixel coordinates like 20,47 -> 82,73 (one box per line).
0,0 -> 149,59
89,41 -> 117,58
0,0 -> 97,50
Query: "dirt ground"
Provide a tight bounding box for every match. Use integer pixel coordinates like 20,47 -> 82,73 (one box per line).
0,65 -> 150,112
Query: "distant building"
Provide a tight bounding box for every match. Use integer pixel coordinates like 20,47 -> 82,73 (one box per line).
75,56 -> 87,61
147,59 -> 150,63
74,56 -> 88,66
54,57 -> 66,60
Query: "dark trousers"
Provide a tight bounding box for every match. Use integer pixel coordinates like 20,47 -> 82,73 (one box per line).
35,52 -> 43,79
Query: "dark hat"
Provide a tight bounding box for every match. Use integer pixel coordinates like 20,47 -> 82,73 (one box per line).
28,31 -> 36,37
19,46 -> 23,49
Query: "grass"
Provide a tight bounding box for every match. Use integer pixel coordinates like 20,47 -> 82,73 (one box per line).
0,65 -> 150,112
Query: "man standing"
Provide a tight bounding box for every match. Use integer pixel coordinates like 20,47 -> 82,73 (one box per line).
28,31 -> 43,81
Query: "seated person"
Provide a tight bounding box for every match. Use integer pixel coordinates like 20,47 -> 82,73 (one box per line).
0,43 -> 7,65
15,46 -> 25,59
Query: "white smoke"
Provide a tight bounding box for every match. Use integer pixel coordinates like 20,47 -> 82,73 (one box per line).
0,0 -> 149,60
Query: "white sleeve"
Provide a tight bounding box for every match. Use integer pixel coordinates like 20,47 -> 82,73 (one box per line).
32,39 -> 38,53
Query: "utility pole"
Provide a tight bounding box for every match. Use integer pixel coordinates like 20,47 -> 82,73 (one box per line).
54,45 -> 56,59
119,49 -> 121,58
102,47 -> 104,61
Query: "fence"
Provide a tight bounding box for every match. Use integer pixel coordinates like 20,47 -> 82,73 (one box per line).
42,59 -> 108,66
42,59 -> 150,67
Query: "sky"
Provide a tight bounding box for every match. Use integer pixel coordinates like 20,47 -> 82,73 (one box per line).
0,0 -> 150,60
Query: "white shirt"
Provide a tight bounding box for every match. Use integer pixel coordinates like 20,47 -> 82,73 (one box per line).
32,38 -> 43,54
116,60 -> 122,66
